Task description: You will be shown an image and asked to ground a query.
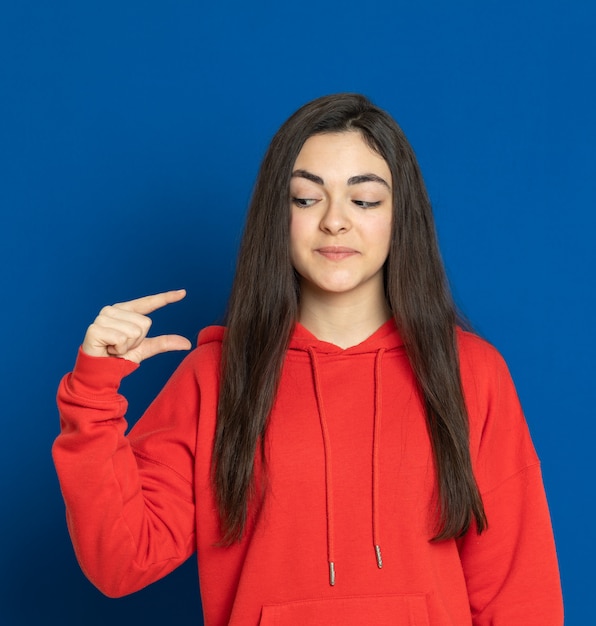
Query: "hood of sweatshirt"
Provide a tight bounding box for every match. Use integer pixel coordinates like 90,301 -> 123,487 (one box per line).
198,318 -> 406,586
197,317 -> 404,353
288,317 -> 404,354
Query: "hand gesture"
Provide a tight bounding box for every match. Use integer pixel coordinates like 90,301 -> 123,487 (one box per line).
82,290 -> 192,363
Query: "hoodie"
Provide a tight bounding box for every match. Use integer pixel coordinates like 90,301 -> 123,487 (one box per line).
53,319 -> 563,625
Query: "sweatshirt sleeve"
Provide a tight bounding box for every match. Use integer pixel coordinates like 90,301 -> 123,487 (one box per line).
52,348 -> 199,598
456,338 -> 564,625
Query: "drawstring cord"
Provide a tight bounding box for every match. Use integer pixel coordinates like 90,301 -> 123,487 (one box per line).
308,346 -> 387,585
308,347 -> 336,586
372,349 -> 386,569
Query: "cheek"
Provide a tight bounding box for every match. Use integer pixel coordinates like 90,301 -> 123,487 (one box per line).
289,211 -> 309,255
370,218 -> 393,255
289,216 -> 302,267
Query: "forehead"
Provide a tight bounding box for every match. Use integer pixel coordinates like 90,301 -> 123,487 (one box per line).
293,132 -> 390,180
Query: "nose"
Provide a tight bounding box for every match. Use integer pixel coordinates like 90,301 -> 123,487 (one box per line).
319,197 -> 351,235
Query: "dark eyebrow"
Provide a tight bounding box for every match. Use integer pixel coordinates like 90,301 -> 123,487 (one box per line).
291,169 -> 390,190
348,174 -> 391,189
291,169 -> 324,185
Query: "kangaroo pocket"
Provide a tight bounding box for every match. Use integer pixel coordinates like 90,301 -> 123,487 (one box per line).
259,593 -> 430,625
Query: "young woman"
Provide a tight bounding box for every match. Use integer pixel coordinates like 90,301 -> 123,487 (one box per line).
53,93 -> 563,625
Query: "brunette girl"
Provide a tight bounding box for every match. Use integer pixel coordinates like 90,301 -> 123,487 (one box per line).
53,93 -> 563,625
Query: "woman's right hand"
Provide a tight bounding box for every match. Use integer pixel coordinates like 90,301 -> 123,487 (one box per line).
82,290 -> 192,364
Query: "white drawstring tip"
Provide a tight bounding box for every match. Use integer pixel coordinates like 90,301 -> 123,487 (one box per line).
375,545 -> 383,569
329,561 -> 336,586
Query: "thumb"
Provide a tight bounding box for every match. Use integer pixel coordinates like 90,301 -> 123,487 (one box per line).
132,334 -> 192,363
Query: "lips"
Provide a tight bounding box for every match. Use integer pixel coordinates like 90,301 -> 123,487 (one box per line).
316,246 -> 359,260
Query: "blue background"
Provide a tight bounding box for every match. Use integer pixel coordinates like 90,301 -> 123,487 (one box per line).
1,1 -> 593,623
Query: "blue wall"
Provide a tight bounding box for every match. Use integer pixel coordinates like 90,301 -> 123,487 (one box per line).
1,1 -> 593,623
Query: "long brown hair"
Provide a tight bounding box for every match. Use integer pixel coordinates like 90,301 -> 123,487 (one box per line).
212,93 -> 486,544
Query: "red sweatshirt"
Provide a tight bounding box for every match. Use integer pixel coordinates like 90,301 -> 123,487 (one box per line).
53,320 -> 563,625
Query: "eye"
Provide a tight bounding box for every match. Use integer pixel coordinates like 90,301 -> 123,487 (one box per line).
353,200 -> 382,208
292,197 -> 318,208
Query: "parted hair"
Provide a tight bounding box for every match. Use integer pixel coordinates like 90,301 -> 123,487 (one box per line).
212,93 -> 486,544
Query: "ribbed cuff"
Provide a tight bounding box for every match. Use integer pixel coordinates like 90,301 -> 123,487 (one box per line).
67,347 -> 140,399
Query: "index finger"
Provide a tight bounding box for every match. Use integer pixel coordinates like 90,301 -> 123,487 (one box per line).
114,289 -> 187,315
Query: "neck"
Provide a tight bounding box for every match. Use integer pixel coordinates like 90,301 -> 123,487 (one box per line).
298,285 -> 392,349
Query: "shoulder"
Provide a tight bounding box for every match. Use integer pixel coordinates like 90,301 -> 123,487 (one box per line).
197,325 -> 225,348
165,325 -> 225,384
456,328 -> 504,366
456,328 -> 511,395
456,329 -> 539,486
456,328 -> 522,426
455,327 -> 515,412
191,325 -> 225,361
